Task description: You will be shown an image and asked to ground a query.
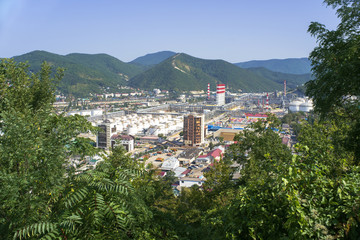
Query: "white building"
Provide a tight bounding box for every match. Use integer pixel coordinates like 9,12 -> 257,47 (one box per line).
161,157 -> 180,171
179,177 -> 205,188
110,135 -> 134,152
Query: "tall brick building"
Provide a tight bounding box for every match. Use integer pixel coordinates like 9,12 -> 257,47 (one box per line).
183,114 -> 205,147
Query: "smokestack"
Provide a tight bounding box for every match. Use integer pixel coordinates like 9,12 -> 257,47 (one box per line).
216,84 -> 226,106
284,80 -> 286,97
266,93 -> 269,111
207,83 -> 210,100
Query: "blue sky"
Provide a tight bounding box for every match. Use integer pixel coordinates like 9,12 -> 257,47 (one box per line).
0,0 -> 339,62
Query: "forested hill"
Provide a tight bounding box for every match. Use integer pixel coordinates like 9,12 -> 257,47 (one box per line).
129,53 -> 308,92
235,57 -> 312,74
130,51 -> 176,66
12,51 -> 145,97
246,67 -> 312,90
9,50 -> 312,96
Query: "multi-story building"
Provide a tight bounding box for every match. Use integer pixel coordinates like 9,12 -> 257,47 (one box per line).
97,120 -> 111,149
183,114 -> 205,147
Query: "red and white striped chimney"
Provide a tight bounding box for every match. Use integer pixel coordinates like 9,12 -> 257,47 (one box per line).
207,83 -> 210,99
284,80 -> 287,97
266,93 -> 269,111
216,84 -> 225,94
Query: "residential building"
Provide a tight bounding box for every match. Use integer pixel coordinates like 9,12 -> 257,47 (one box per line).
160,157 -> 180,171
179,177 -> 206,188
111,134 -> 135,152
97,120 -> 111,149
183,114 -> 205,147
178,148 -> 203,165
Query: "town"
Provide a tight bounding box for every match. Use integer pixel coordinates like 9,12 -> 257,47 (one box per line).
62,82 -> 313,193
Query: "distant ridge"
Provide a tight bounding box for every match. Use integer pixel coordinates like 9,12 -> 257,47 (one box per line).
130,51 -> 177,66
11,50 -> 145,97
129,53 -> 283,92
246,67 -> 312,90
5,50 -> 312,96
234,57 -> 311,75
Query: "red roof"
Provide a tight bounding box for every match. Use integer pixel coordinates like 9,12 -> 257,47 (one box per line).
245,113 -> 268,118
111,134 -> 134,140
208,148 -> 222,158
182,169 -> 191,175
158,171 -> 166,177
197,155 -> 209,159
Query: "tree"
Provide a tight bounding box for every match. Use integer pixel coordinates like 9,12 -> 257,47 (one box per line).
306,0 -> 360,162
0,60 -> 99,239
306,0 -> 360,115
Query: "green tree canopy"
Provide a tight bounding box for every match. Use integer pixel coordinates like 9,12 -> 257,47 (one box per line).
306,0 -> 360,163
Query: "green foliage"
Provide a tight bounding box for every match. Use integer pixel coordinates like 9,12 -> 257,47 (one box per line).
246,67 -> 312,89
12,51 -> 145,97
130,53 -> 284,92
306,0 -> 360,163
13,161 -> 153,239
306,0 -> 360,116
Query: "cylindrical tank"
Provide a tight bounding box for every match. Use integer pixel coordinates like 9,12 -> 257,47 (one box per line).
289,100 -> 302,112
299,101 -> 313,112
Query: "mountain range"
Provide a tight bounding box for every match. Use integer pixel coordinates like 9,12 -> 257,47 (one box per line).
235,58 -> 312,75
5,50 -> 312,97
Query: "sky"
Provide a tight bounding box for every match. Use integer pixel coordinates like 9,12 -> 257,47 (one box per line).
0,0 -> 340,63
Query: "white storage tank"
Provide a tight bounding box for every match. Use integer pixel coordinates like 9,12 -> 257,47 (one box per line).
289,100 -> 303,112
91,109 -> 103,116
299,101 -> 313,112
127,125 -> 137,135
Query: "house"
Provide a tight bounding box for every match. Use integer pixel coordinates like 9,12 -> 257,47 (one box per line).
177,148 -> 203,165
111,134 -> 134,152
195,155 -> 211,164
195,147 -> 223,164
281,135 -> 291,148
208,148 -> 223,162
160,157 -> 179,171
179,177 -> 206,188
173,167 -> 189,178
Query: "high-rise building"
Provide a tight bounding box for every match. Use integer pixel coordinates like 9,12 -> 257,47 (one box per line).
97,120 -> 111,149
183,114 -> 205,147
216,84 -> 225,106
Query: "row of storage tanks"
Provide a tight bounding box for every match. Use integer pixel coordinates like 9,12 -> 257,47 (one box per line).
67,109 -> 103,117
289,98 -> 313,112
92,114 -> 184,136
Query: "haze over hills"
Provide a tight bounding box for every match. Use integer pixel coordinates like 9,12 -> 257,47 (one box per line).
130,53 -> 284,92
235,57 -> 312,74
5,50 -> 312,96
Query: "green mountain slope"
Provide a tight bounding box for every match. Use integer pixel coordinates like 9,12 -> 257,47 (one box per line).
12,51 -> 144,97
130,51 -> 176,66
246,67 -> 312,89
235,58 -> 312,74
129,53 -> 281,92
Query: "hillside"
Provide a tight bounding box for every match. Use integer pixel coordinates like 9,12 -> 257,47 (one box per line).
234,57 -> 312,74
129,53 -> 281,92
130,51 -> 177,66
12,51 -> 145,97
246,67 -> 312,89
